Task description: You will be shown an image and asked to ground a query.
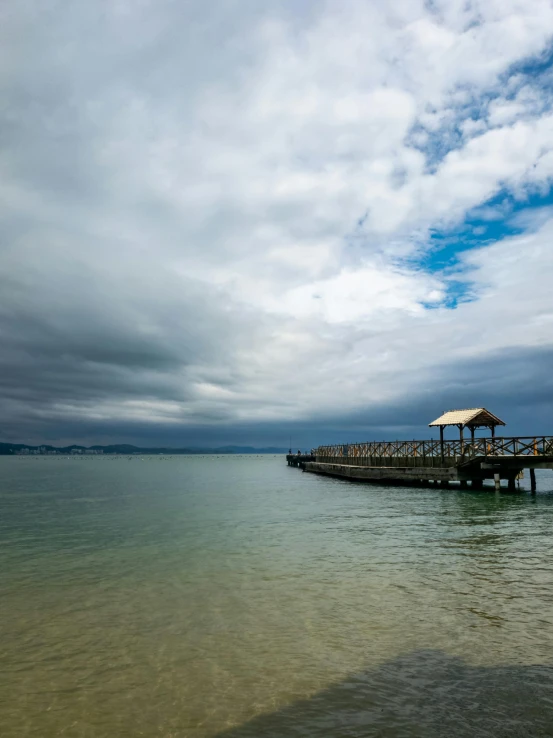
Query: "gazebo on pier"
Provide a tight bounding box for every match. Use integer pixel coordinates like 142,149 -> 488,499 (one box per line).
429,407 -> 505,462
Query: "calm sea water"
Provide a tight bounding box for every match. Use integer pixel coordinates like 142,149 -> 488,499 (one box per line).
1,456 -> 553,737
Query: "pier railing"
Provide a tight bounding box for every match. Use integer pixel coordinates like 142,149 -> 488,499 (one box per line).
316,436 -> 553,466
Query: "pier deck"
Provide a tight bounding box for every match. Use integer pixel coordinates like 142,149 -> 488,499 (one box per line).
286,454 -> 314,468
291,436 -> 553,491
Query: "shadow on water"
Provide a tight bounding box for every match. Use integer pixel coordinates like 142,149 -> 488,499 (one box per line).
216,649 -> 553,738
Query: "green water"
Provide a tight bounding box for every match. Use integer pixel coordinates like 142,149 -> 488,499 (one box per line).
1,456 -> 553,737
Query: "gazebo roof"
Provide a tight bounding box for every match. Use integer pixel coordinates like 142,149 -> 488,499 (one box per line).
429,408 -> 505,428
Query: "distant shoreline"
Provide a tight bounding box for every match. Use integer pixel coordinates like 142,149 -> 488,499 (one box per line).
0,442 -> 288,456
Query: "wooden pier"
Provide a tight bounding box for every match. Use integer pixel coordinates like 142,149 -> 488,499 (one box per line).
287,453 -> 315,468
289,409 -> 553,491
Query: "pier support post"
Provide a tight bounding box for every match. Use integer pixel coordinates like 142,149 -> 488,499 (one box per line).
507,476 -> 516,492
471,479 -> 483,490
494,473 -> 501,492
530,468 -> 536,493
460,480 -> 468,489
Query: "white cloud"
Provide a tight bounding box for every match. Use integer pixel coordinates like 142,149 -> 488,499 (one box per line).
263,264 -> 444,323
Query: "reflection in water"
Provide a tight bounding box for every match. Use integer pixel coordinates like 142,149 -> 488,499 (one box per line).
1,458 -> 553,737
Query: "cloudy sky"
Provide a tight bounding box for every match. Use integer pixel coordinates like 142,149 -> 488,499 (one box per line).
2,0 -> 553,448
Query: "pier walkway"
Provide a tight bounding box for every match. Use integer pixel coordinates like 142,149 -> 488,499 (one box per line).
286,454 -> 314,468
289,409 -> 553,491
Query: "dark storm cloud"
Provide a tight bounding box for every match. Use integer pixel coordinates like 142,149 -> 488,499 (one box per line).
0,246 -> 264,442
7,343 -> 550,448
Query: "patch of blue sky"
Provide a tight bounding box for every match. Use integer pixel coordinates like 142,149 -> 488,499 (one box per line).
419,277 -> 474,310
409,44 -> 553,172
426,186 -> 553,269
416,185 -> 553,309
511,41 -> 553,80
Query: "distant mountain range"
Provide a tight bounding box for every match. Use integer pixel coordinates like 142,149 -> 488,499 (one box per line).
0,442 -> 288,456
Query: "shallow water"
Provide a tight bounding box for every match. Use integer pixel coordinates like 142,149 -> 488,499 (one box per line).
1,456 -> 553,737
